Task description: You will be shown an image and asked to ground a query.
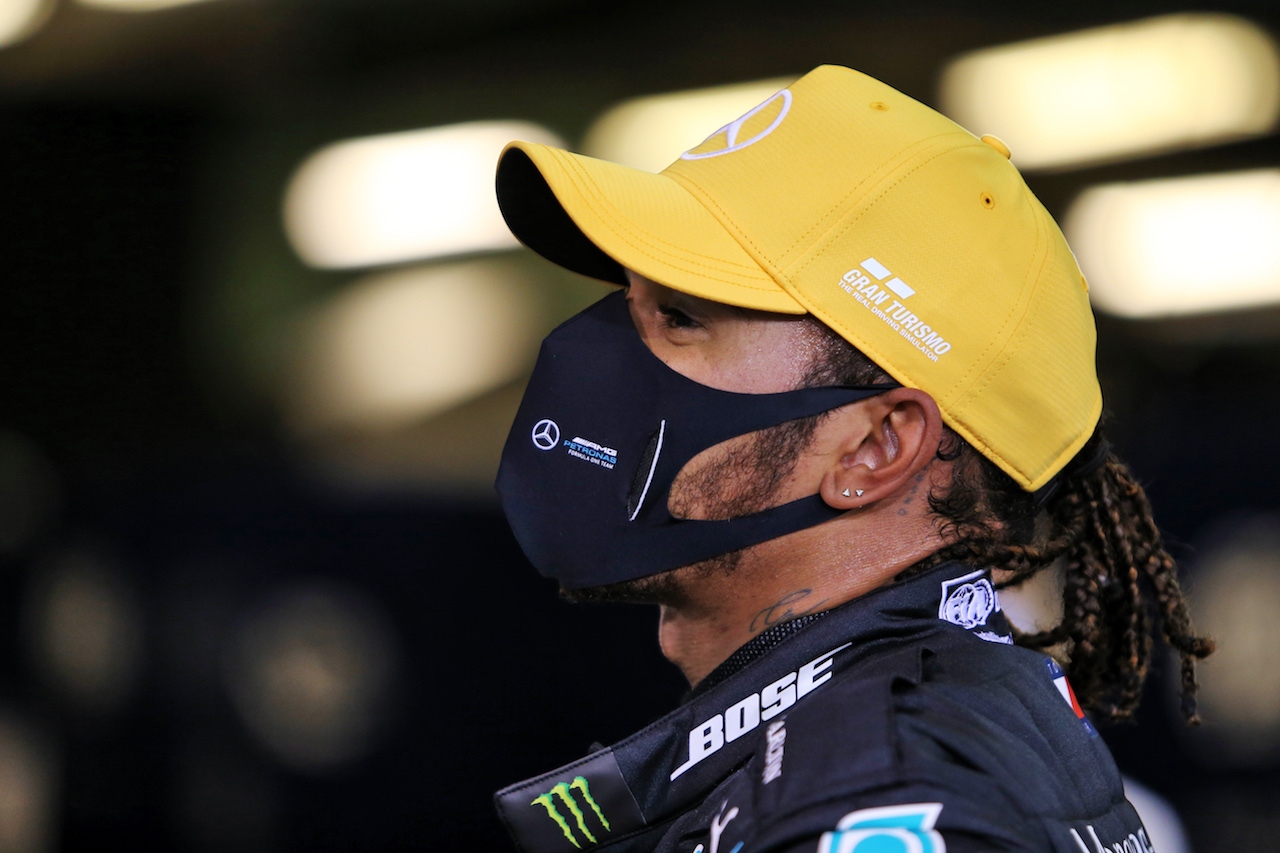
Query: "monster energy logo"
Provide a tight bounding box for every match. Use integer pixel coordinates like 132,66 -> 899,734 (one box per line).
531,776 -> 611,849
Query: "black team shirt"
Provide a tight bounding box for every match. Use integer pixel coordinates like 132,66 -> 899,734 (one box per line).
495,562 -> 1152,853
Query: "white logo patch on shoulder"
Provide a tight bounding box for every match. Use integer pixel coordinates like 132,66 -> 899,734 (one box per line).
939,569 -> 997,630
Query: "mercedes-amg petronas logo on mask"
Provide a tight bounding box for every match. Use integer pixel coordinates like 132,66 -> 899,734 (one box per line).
531,419 -> 560,451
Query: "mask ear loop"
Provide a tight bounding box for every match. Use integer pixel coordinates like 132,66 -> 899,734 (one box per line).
642,381 -> 900,529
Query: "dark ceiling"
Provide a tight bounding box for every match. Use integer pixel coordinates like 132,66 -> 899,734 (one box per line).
10,0 -> 1277,107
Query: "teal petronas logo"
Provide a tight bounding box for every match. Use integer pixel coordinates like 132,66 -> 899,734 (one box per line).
818,803 -> 946,853
531,776 -> 611,849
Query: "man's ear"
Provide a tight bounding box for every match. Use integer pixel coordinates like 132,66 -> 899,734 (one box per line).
819,388 -> 945,510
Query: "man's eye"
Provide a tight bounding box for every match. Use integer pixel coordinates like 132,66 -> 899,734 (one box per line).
658,305 -> 701,330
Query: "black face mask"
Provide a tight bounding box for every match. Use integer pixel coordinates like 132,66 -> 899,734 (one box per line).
496,291 -> 896,589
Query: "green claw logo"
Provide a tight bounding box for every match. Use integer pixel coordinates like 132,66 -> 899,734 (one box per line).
531,776 -> 611,849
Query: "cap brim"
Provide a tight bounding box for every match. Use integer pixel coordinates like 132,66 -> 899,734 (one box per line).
496,141 -> 806,314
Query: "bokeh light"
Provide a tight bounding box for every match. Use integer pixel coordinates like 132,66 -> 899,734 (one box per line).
283,258 -> 547,436
1065,169 -> 1280,318
223,583 -> 399,770
940,14 -> 1280,169
1188,514 -> 1280,764
0,713 -> 57,853
284,121 -> 564,269
24,550 -> 143,715
0,0 -> 54,49
75,0 -> 219,11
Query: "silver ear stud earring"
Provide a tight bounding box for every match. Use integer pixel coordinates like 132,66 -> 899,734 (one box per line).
842,489 -> 851,497
855,489 -> 864,497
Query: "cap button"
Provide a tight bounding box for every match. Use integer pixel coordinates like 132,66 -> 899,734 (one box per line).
980,134 -> 1012,159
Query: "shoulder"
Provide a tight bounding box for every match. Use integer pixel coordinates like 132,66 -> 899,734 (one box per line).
741,630 -> 1129,850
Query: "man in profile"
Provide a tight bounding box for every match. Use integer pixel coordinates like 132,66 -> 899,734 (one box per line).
489,65 -> 1211,853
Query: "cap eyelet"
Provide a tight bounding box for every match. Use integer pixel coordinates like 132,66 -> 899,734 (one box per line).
980,192 -> 995,209
870,101 -> 889,111
980,134 -> 1012,160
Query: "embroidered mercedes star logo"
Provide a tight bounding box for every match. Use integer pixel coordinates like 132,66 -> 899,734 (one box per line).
531,418 -> 560,451
680,89 -> 792,161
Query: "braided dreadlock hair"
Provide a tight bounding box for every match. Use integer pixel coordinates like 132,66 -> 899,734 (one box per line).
923,432 -> 1215,725
802,323 -> 1215,726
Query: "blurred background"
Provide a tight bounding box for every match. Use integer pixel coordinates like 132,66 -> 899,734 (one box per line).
2,0 -> 1280,850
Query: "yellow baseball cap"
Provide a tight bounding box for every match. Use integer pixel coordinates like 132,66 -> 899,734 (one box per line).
495,64 -> 1101,492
